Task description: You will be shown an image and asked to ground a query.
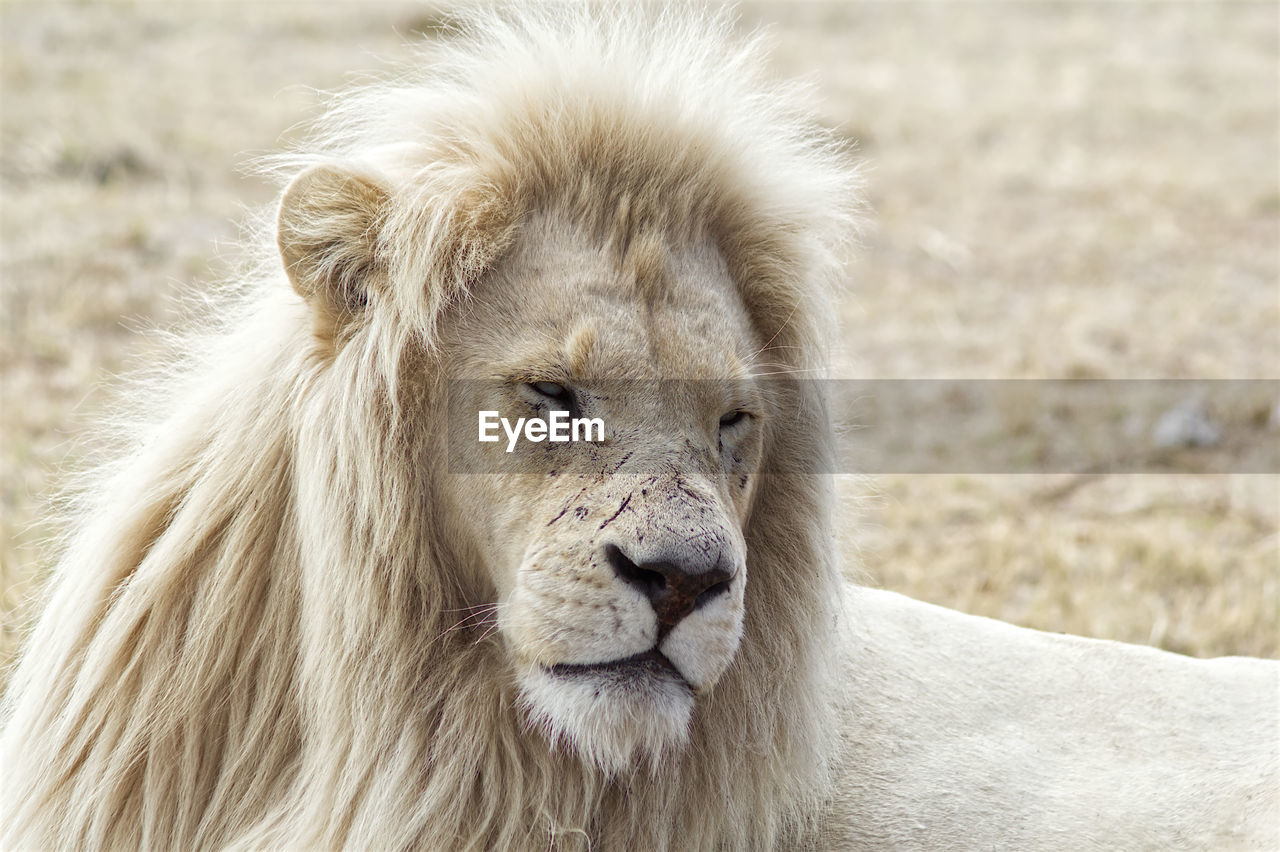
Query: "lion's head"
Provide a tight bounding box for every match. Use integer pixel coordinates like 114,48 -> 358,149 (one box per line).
278,160 -> 820,778
270,9 -> 858,789
3,8 -> 859,849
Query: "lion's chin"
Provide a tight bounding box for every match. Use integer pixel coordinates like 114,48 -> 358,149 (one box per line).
517,656 -> 694,776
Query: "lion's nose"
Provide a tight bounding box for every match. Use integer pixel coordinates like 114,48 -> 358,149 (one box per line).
604,543 -> 734,638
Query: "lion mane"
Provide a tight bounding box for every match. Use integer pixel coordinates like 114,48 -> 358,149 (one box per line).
0,7 -> 858,849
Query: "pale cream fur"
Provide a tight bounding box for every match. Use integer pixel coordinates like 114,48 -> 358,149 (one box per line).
0,7 -> 854,850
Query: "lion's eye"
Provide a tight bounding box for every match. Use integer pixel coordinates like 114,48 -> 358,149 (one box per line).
530,381 -> 569,401
719,410 -> 749,429
526,381 -> 579,418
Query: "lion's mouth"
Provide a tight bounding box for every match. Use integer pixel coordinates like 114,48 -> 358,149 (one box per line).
546,649 -> 687,686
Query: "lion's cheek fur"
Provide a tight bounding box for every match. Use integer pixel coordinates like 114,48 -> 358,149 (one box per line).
503,568 -> 657,667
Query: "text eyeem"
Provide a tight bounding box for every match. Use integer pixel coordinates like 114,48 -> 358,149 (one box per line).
478,410 -> 605,453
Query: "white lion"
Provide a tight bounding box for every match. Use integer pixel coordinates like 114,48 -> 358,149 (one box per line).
2,7 -> 1276,850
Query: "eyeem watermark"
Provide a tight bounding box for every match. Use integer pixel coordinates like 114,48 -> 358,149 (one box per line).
479,410 -> 605,452
450,380 -> 1280,473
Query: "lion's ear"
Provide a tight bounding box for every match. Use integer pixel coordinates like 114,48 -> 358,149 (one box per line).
277,164 -> 389,320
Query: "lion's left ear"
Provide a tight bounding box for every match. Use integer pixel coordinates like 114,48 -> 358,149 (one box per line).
277,164 -> 389,323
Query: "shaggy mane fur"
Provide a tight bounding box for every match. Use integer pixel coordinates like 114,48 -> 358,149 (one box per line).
1,7 -> 859,849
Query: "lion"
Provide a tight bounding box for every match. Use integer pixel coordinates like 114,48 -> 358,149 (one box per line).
1,7 -> 1276,851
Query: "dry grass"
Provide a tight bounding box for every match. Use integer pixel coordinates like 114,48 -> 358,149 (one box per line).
2,2 -> 1276,677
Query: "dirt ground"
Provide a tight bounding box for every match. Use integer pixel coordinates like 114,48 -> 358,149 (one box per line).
2,2 -> 1277,675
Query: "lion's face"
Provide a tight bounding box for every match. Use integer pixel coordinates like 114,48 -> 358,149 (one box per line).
438,213 -> 766,772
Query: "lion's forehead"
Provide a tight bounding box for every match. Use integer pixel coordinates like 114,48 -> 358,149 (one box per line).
455,211 -> 759,382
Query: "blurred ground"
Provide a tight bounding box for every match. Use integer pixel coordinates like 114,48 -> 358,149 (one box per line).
2,2 -> 1277,674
